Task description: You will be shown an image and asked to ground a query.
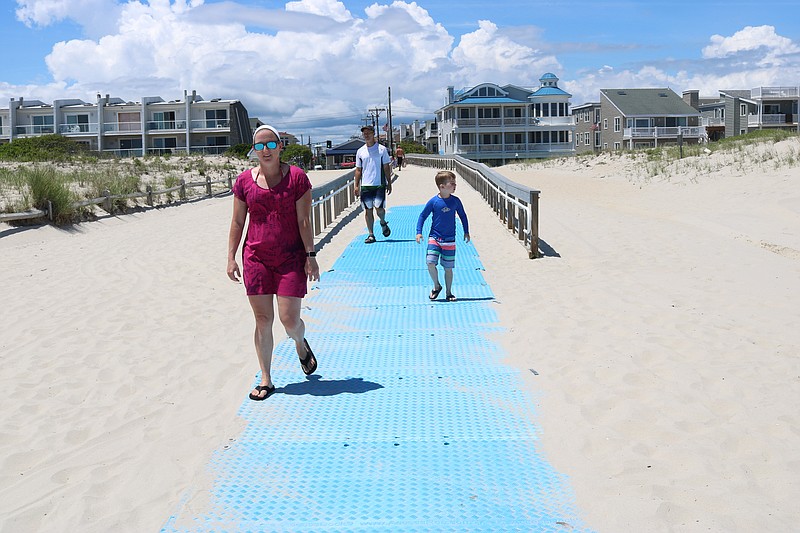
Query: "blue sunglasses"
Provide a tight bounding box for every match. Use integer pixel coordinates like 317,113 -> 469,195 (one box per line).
254,141 -> 279,150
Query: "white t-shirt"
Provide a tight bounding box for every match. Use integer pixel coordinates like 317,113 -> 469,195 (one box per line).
355,143 -> 390,187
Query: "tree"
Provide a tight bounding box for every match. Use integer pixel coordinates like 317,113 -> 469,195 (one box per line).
398,140 -> 429,154
281,144 -> 313,168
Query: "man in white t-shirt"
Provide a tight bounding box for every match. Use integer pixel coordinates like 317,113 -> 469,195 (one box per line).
354,125 -> 393,244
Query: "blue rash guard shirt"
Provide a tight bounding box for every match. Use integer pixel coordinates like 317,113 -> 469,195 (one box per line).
416,194 -> 469,242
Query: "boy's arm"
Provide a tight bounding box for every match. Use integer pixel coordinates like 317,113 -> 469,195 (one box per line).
456,198 -> 470,241
416,199 -> 434,242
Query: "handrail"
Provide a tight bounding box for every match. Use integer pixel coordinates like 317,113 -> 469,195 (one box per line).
407,154 -> 540,258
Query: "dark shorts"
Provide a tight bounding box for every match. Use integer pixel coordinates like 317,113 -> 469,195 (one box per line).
360,187 -> 387,209
243,254 -> 307,298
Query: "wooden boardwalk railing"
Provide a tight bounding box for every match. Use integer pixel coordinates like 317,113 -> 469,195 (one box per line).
407,154 -> 540,258
1,170 -> 360,242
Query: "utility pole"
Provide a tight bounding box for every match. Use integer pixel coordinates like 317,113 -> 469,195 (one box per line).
368,106 -> 386,143
388,86 -> 394,155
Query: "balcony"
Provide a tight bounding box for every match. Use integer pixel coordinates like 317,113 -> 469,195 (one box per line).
623,126 -> 702,139
59,123 -> 99,134
701,117 -> 725,127
454,116 -> 573,129
457,142 -> 574,155
147,120 -> 187,131
747,113 -> 796,127
190,119 -> 230,130
0,126 -> 10,137
104,122 -> 142,133
751,87 -> 800,98
14,125 -> 55,135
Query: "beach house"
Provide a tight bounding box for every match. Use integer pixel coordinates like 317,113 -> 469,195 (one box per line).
572,101 -> 602,154
0,91 -> 252,156
598,88 -> 703,151
436,73 -> 576,164
719,87 -> 800,137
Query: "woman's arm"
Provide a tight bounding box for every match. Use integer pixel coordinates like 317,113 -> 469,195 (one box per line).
296,189 -> 320,281
227,197 -> 248,282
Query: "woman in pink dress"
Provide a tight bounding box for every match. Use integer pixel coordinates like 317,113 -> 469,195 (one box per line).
227,125 -> 320,400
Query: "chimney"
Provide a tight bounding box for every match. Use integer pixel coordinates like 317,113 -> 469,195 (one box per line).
447,86 -> 454,104
683,90 -> 699,110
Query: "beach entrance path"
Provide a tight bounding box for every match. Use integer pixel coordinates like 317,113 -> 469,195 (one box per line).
160,169 -> 592,532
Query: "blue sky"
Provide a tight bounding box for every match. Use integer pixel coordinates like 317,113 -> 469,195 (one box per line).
2,0 -> 799,144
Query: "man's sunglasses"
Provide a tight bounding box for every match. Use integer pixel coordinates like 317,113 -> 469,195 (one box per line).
253,141 -> 279,150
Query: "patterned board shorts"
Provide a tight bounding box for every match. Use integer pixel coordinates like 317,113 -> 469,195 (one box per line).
360,187 -> 386,209
426,237 -> 456,269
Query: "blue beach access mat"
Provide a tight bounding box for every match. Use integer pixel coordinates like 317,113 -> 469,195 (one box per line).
161,205 -> 593,532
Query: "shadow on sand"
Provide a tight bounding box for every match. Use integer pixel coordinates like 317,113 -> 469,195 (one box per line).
279,374 -> 384,397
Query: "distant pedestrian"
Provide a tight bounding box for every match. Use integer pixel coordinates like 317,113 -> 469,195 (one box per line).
395,146 -> 406,171
227,125 -> 319,401
354,125 -> 392,244
416,170 -> 470,302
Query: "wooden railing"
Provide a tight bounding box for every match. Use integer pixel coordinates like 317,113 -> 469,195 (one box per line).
407,154 -> 540,258
1,170 -> 360,243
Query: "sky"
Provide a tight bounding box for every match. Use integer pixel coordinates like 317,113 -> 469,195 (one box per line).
2,0 -> 800,145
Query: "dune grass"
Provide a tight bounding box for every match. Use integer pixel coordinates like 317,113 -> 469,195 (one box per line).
1,137 -> 249,224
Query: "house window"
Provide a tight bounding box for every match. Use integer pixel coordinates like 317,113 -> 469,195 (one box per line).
152,111 -> 176,130
595,132 -> 601,147
478,108 -> 499,118
206,136 -> 228,146
153,137 -> 177,148
459,108 -> 471,119
120,138 -> 142,149
66,114 -> 90,132
118,112 -> 140,132
613,142 -> 621,150
740,104 -> 747,116
603,118 -> 608,130
584,132 -> 590,145
480,133 -> 499,145
460,132 -> 470,145
33,115 -> 54,134
595,109 -> 601,123
614,117 -> 621,132
205,109 -> 228,128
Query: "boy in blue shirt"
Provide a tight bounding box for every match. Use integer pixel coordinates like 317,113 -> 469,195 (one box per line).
416,171 -> 470,301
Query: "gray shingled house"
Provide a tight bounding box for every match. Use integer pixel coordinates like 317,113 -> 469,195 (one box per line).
599,88 -> 702,151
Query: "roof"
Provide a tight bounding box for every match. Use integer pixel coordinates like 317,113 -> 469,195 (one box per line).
719,90 -> 751,99
540,72 -> 558,80
530,86 -> 571,97
326,139 -> 365,155
601,88 -> 699,116
456,97 -> 527,105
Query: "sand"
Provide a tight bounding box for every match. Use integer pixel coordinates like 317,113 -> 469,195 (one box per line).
1,143 -> 799,532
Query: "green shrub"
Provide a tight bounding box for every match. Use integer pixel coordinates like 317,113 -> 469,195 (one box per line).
226,143 -> 251,159
0,135 -> 90,162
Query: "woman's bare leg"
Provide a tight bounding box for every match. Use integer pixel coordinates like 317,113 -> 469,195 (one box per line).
248,294 -> 276,392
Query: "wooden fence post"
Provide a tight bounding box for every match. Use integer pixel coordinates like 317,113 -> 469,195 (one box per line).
529,190 -> 540,259
102,189 -> 112,213
179,179 -> 186,201
205,175 -> 212,197
146,185 -> 153,206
